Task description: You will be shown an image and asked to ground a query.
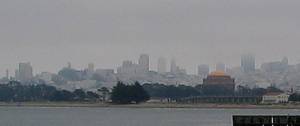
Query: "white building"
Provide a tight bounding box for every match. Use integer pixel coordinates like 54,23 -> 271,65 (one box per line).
241,54 -> 255,73
262,92 -> 289,104
261,57 -> 289,73
138,54 -> 150,72
16,62 -> 33,83
157,57 -> 167,74
170,58 -> 177,73
88,63 -> 95,72
117,60 -> 145,75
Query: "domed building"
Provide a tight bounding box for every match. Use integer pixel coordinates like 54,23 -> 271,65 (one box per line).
202,71 -> 235,96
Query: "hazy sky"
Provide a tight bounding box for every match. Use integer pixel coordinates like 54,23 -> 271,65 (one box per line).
1,0 -> 300,76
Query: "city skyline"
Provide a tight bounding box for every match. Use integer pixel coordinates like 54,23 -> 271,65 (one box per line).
1,0 -> 300,124
1,0 -> 300,76
1,54 -> 297,78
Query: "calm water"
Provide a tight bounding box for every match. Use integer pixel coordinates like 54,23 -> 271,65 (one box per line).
0,107 -> 300,126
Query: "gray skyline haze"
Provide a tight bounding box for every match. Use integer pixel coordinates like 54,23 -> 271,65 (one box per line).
1,0 -> 300,76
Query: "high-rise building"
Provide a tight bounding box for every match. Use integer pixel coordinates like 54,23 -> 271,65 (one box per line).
17,62 -> 33,83
6,69 -> 9,79
138,54 -> 150,72
157,57 -> 167,74
117,60 -> 144,74
241,54 -> 255,73
67,62 -> 72,69
198,64 -> 210,77
282,57 -> 288,66
261,57 -> 289,73
216,62 -> 226,72
88,63 -> 95,72
170,58 -> 177,73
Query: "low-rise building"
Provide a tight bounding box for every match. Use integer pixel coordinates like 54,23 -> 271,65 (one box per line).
202,71 -> 235,96
262,92 -> 289,104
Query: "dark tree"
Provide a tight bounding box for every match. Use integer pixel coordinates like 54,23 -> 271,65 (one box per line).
0,85 -> 14,102
142,83 -> 201,99
86,91 -> 99,100
50,90 -> 74,101
289,93 -> 300,101
111,81 -> 150,104
0,81 -> 104,102
131,82 -> 150,103
251,87 -> 267,96
73,89 -> 86,101
266,86 -> 283,93
111,82 -> 129,104
98,87 -> 110,101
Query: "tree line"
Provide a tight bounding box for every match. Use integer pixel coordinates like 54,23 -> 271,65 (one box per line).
0,81 -> 99,102
0,81 -> 150,104
142,83 -> 201,99
111,82 -> 150,104
142,83 -> 284,100
0,80 -> 290,104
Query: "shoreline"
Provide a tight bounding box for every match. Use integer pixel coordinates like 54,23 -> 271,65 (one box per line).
0,102 -> 300,109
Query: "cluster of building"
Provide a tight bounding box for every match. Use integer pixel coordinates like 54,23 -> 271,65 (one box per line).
117,54 -> 150,74
197,54 -> 256,78
179,70 -> 290,104
0,53 -> 298,104
1,53 -> 300,97
117,54 -> 187,76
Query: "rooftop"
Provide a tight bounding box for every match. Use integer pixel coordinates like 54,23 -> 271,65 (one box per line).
209,71 -> 228,77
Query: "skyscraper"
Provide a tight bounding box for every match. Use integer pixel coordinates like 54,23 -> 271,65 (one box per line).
198,64 -> 209,77
67,62 -> 72,69
157,57 -> 167,74
282,56 -> 288,66
88,63 -> 95,72
138,54 -> 150,72
117,60 -> 144,74
170,58 -> 177,73
17,62 -> 33,83
6,69 -> 9,79
216,62 -> 226,72
241,54 -> 255,73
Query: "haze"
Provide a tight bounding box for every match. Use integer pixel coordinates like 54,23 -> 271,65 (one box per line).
1,0 -> 300,75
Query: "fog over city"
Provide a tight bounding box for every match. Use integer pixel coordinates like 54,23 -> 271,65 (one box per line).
1,0 -> 300,75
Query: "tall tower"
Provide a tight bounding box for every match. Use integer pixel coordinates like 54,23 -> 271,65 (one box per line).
241,54 -> 255,73
67,62 -> 72,69
88,63 -> 95,72
18,62 -> 33,83
138,54 -> 150,72
157,57 -> 167,74
282,57 -> 288,65
170,58 -> 177,73
6,69 -> 9,79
